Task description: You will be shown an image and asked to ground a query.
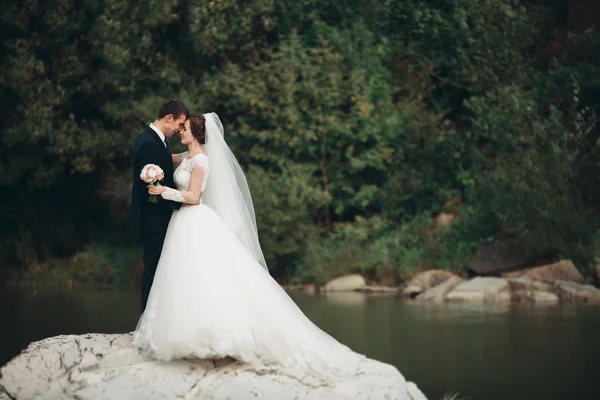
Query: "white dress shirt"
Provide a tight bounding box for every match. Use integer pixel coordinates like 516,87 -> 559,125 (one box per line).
149,123 -> 167,147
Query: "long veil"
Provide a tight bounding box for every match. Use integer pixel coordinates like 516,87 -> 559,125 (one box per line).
202,113 -> 268,271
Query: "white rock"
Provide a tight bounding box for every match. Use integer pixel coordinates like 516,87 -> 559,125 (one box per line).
0,333 -> 426,400
323,274 -> 367,292
446,277 -> 511,302
416,277 -> 464,303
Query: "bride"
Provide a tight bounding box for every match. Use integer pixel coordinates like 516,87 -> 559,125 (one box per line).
133,112 -> 366,380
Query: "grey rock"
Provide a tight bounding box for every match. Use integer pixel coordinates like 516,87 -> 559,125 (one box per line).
401,270 -> 459,297
447,277 -> 511,302
415,277 -> 464,303
555,281 -> 600,303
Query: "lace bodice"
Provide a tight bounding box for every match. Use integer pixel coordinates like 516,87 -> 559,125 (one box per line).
174,154 -> 210,192
160,153 -> 210,205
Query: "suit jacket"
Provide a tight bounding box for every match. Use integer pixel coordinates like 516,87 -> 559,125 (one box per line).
130,126 -> 181,233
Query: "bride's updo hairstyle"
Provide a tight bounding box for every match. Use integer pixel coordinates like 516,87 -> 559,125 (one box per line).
188,113 -> 206,144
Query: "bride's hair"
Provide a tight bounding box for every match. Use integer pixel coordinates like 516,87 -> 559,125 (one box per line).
188,113 -> 206,144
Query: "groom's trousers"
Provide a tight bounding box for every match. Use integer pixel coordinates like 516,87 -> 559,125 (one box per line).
140,231 -> 167,312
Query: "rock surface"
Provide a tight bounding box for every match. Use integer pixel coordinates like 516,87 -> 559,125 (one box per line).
401,270 -> 459,297
415,277 -> 464,303
527,291 -> 560,304
507,277 -> 554,293
408,274 -> 600,305
323,274 -> 367,292
503,260 -> 584,284
554,281 -> 600,303
446,277 -> 511,302
0,333 -> 427,400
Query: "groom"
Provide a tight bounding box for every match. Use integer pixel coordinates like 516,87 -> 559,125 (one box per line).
130,99 -> 189,312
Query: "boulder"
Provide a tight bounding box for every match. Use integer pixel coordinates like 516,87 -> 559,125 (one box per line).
506,277 -> 559,304
401,270 -> 459,297
446,277 -> 511,302
506,277 -> 554,293
468,240 -> 540,275
554,281 -> 600,304
322,274 -> 367,292
0,333 -> 427,400
415,277 -> 464,303
503,260 -> 584,284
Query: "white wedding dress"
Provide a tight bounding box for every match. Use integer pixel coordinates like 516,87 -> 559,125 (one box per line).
132,139 -> 367,381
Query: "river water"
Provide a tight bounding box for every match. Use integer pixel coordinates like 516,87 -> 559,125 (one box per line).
1,287 -> 598,400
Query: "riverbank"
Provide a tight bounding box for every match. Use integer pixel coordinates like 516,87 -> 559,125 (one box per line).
4,243 -> 599,300
284,260 -> 600,305
2,245 -> 142,289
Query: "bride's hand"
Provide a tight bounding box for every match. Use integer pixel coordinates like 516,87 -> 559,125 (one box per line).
148,184 -> 166,195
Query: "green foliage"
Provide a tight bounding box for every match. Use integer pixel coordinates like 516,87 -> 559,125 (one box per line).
379,0 -> 539,113
296,208 -> 486,284
69,244 -> 141,287
1,0 -> 600,281
297,217 -> 391,284
15,245 -> 141,288
465,84 -> 599,270
246,165 -> 327,275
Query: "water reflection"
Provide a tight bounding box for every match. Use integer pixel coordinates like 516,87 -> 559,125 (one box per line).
1,288 -> 599,400
321,291 -> 369,307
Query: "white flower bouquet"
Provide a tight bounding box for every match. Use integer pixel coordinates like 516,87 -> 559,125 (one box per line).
140,164 -> 165,203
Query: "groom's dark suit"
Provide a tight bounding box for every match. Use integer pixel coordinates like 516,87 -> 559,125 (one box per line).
130,126 -> 181,312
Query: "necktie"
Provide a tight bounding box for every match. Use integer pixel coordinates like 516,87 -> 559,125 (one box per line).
164,139 -> 171,153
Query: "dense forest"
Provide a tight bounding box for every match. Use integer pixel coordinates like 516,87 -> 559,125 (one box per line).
1,0 -> 599,285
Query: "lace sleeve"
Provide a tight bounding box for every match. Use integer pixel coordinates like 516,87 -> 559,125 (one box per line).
160,164 -> 205,204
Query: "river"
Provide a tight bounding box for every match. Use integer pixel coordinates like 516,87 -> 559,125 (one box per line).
1,287 -> 598,400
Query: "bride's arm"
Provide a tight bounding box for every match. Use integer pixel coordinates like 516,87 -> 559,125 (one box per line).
148,164 -> 204,204
172,152 -> 188,167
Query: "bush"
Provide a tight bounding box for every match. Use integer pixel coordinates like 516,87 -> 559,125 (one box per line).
15,245 -> 142,288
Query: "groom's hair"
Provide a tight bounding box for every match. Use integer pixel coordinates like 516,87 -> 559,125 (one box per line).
158,99 -> 189,120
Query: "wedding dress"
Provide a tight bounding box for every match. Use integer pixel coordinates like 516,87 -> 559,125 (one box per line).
132,113 -> 367,381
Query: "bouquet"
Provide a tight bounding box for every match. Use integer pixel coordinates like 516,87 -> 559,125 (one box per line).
140,164 -> 165,203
